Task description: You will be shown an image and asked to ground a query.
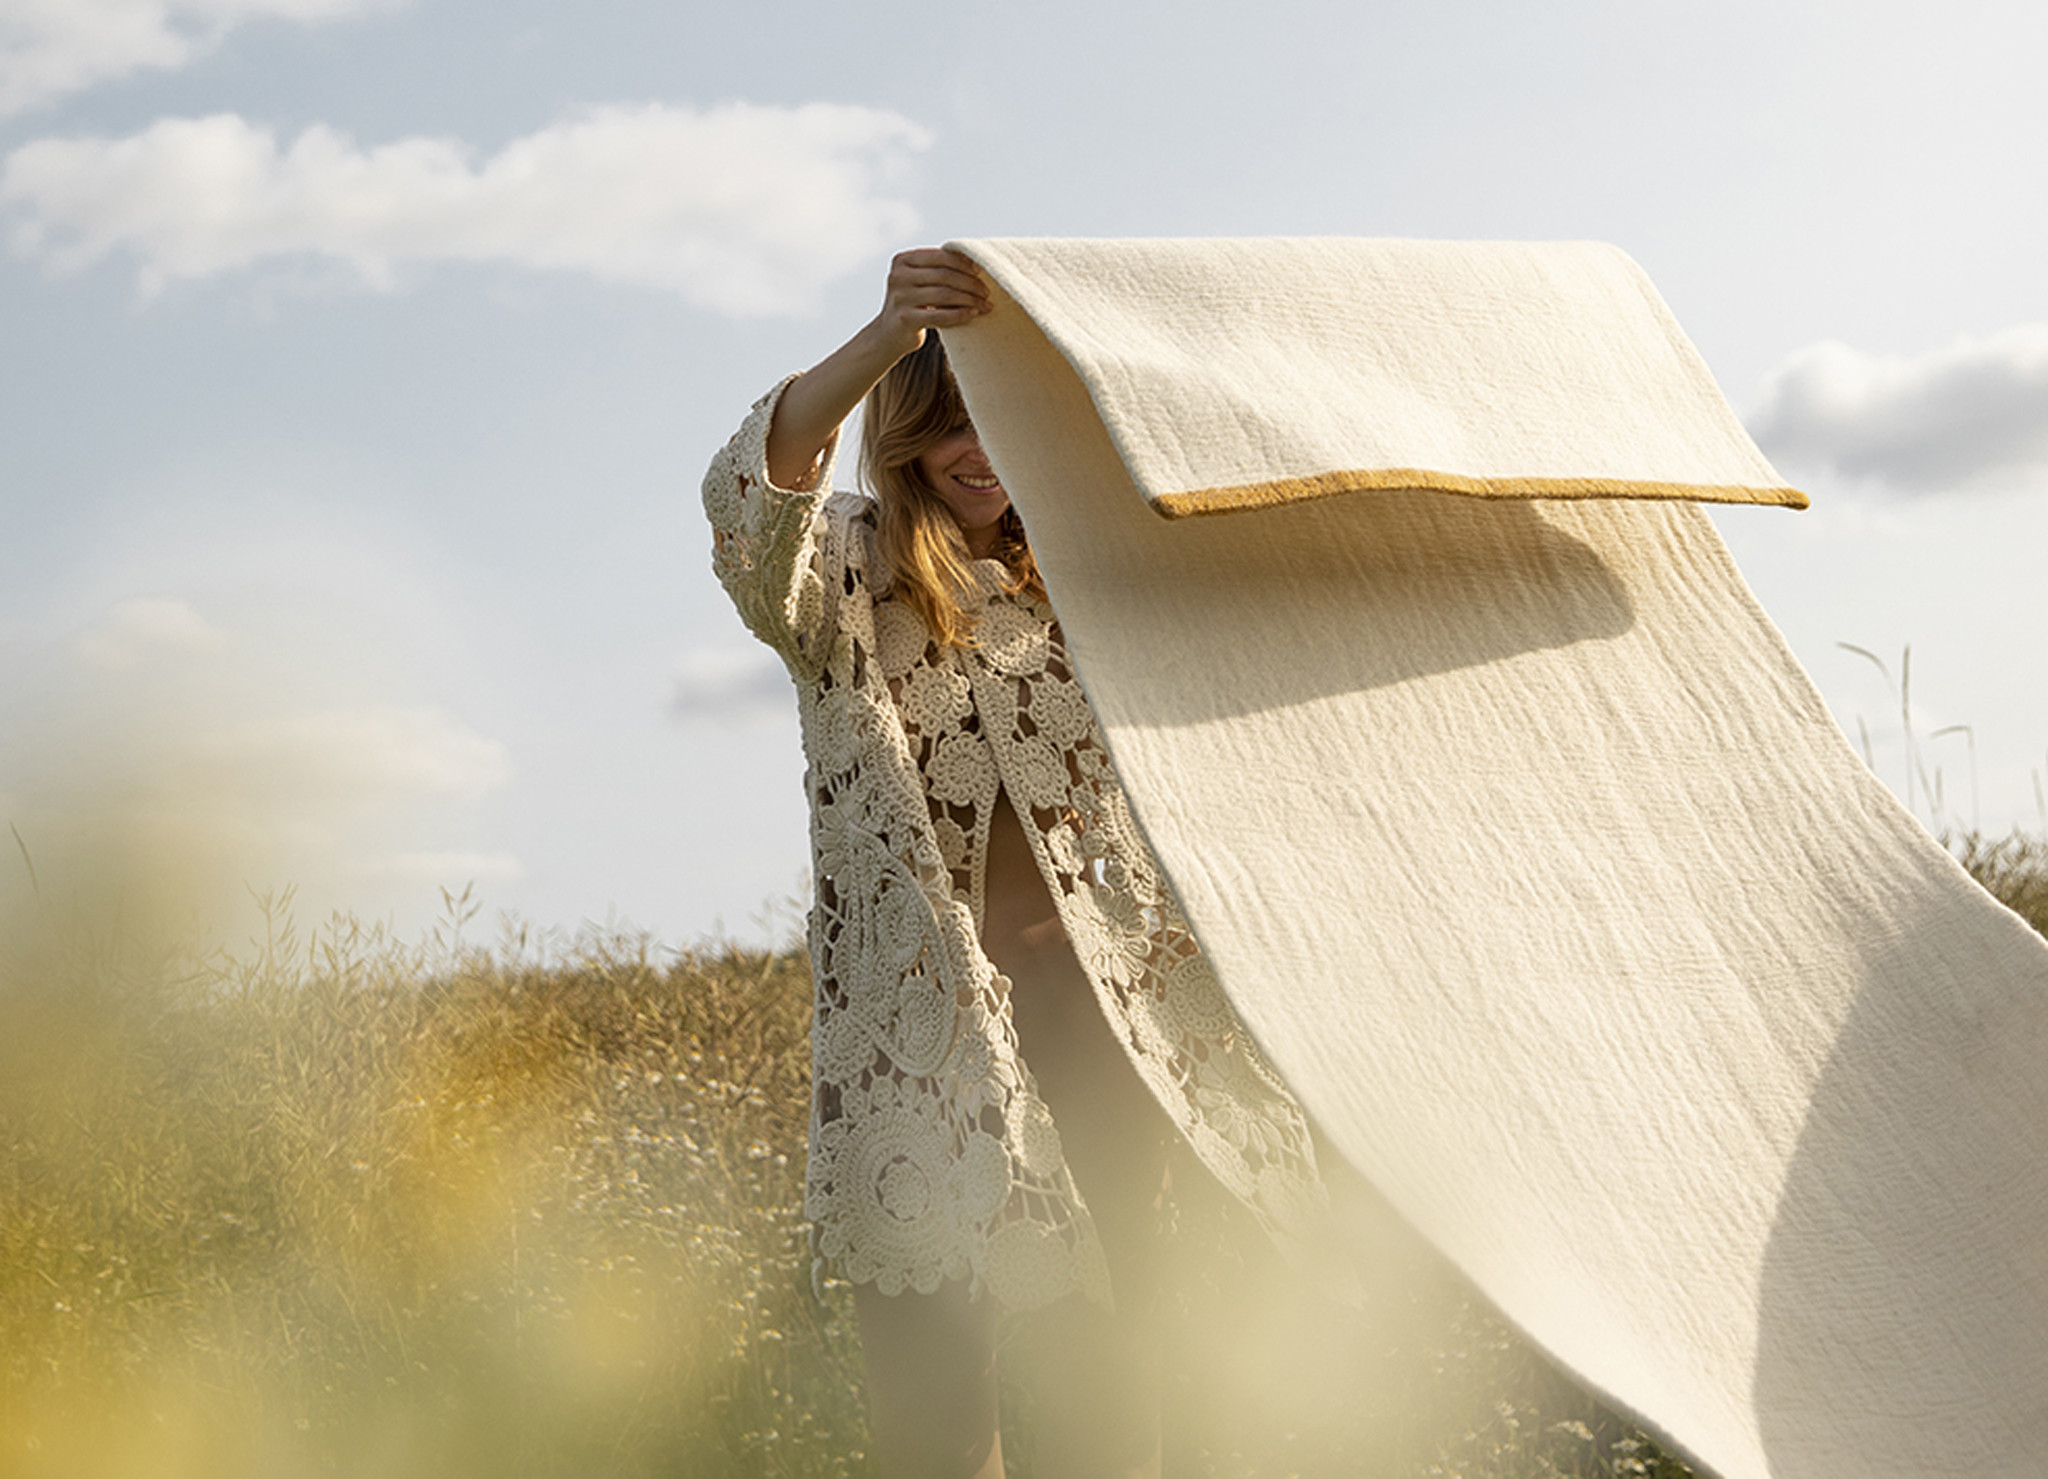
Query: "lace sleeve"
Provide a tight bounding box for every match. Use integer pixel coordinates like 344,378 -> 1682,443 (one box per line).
701,375 -> 843,680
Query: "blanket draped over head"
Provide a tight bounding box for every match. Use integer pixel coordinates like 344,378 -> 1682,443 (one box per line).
938,237 -> 2048,1479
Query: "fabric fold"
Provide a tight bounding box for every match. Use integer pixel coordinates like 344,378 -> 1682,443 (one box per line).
948,236 -> 1806,518
939,236 -> 2048,1479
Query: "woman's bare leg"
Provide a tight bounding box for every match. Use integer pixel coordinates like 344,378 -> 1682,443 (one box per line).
971,789 -> 1174,1476
854,1278 -> 1005,1479
1008,1304 -> 1161,1479
997,879 -> 1173,1474
1005,1115 -> 1169,1479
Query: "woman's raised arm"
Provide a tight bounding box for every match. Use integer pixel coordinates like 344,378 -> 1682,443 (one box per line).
765,248 -> 991,488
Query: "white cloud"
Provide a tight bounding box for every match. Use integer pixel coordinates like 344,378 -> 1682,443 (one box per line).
73,594 -> 225,669
1,102 -> 931,313
188,704 -> 513,809
671,643 -> 793,723
4,596 -> 515,941
0,0 -> 397,116
1750,326 -> 2048,492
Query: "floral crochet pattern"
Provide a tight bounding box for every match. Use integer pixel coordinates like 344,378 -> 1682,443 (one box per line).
703,377 -> 1328,1311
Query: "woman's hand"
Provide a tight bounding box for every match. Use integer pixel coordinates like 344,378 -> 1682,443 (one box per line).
867,247 -> 993,360
765,248 -> 991,490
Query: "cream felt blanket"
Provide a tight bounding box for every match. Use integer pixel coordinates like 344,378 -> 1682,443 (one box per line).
940,237 -> 2048,1479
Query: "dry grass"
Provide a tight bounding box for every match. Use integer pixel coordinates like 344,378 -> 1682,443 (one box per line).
11,823 -> 2046,1478
1952,829 -> 2048,938
0,899 -> 860,1478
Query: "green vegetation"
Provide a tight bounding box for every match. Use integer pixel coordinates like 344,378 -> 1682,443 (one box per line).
5,832 -> 2045,1479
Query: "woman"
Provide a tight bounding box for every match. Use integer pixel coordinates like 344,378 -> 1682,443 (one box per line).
702,248 -> 1329,1479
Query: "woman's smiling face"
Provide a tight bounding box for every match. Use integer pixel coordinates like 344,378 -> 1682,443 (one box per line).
915,420 -> 1010,552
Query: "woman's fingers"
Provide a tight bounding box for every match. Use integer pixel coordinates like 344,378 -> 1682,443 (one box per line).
891,246 -> 986,286
850,247 -> 992,364
884,247 -> 991,318
893,279 -> 984,309
899,304 -> 983,331
890,281 -> 988,316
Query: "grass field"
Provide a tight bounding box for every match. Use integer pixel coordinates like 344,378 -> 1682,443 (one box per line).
3,831 -> 2044,1479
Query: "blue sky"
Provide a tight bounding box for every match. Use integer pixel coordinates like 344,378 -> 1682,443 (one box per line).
3,0 -> 2046,944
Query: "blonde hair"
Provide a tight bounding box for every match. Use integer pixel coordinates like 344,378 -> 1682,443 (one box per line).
859,334 -> 1044,649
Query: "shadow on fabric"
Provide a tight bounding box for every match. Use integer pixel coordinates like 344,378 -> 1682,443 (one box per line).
1752,825 -> 2048,1478
1074,489 -> 1639,728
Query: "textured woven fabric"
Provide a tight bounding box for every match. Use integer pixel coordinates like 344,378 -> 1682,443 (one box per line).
939,236 -> 2048,1479
950,237 -> 1805,518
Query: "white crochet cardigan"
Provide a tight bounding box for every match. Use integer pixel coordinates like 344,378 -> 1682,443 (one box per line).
702,377 -> 1327,1310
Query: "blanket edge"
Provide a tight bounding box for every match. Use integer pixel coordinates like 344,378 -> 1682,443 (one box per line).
1152,467 -> 1811,518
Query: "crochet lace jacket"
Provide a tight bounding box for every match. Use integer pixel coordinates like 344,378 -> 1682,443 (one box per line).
703,376 -> 1328,1311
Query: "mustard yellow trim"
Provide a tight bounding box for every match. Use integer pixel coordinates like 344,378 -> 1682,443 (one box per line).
1150,467 -> 1810,519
